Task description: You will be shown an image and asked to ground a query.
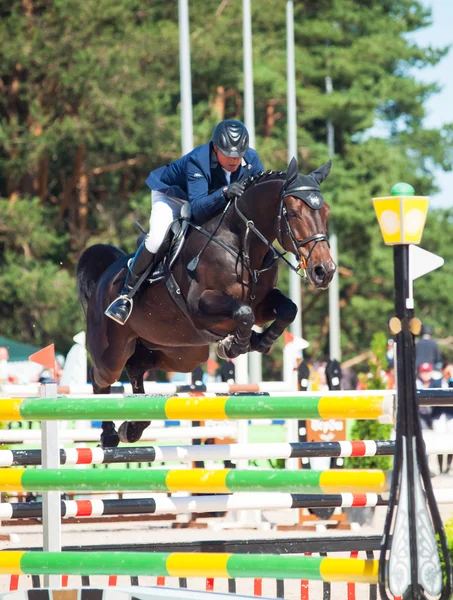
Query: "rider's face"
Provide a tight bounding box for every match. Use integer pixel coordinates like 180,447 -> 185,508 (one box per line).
214,146 -> 242,172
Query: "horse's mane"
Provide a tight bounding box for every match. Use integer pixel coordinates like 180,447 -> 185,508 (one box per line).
242,169 -> 286,191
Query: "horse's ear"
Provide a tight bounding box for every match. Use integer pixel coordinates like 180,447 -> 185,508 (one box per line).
286,157 -> 298,185
310,160 -> 332,185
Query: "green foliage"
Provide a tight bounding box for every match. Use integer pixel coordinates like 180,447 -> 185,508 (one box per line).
0,257 -> 83,352
0,198 -> 68,262
0,199 -> 82,352
358,331 -> 389,391
0,0 -> 452,363
445,517 -> 453,566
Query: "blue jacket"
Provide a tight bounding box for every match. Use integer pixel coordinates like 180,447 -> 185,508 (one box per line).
145,142 -> 264,222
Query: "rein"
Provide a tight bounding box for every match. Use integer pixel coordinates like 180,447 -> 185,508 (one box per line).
187,200 -> 236,273
187,209 -> 247,265
233,197 -> 297,274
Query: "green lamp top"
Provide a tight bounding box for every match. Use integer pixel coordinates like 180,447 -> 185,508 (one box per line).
391,182 -> 415,196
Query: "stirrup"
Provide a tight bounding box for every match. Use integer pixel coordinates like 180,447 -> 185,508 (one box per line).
104,295 -> 133,325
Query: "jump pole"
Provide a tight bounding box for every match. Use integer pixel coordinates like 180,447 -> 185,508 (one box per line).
2,438 -> 452,466
0,467 -> 389,494
0,393 -> 394,421
0,440 -> 396,466
0,494 -> 387,520
0,551 -> 378,582
3,489 -> 453,520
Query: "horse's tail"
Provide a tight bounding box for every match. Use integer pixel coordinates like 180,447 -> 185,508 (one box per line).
77,244 -> 126,312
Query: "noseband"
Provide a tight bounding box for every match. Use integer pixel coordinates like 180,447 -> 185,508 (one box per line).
278,184 -> 329,272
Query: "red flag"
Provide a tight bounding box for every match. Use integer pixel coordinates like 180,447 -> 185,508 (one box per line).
29,344 -> 55,378
283,331 -> 294,346
207,358 -> 219,374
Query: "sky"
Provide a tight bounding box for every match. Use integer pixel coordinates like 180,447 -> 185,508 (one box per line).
411,0 -> 453,208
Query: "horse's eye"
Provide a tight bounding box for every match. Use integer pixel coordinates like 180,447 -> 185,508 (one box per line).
286,209 -> 299,219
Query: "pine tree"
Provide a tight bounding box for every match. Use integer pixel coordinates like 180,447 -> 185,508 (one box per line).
0,0 -> 452,359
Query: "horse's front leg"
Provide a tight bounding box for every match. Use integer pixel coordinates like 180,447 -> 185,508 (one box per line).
198,290 -> 255,359
252,288 -> 298,354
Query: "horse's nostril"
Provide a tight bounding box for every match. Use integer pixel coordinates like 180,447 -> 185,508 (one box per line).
314,265 -> 326,281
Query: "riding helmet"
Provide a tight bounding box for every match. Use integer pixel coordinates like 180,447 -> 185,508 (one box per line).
212,120 -> 249,157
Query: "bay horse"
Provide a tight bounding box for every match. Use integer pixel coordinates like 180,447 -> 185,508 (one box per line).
77,158 -> 336,446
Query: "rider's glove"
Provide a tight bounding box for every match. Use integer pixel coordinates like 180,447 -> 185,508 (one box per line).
222,181 -> 246,201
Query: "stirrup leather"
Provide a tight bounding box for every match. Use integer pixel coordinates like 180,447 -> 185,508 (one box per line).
104,294 -> 133,325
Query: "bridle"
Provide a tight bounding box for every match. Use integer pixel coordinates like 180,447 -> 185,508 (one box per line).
187,178 -> 330,298
233,180 -> 330,279
277,183 -> 330,272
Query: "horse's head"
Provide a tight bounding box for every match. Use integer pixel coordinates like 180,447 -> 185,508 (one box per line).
279,157 -> 336,289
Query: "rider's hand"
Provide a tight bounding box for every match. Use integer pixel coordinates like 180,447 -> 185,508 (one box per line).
223,181 -> 246,200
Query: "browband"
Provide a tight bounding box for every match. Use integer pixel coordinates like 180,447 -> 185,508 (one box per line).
284,185 -> 320,196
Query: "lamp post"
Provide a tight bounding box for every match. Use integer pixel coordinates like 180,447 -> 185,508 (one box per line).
178,0 -> 194,155
374,183 -> 451,600
286,0 -> 302,342
242,0 -> 261,383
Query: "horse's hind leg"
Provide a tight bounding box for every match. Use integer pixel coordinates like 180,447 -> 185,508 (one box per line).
90,336 -> 136,447
118,342 -> 156,444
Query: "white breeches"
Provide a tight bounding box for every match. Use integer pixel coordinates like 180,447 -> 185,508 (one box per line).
145,191 -> 182,253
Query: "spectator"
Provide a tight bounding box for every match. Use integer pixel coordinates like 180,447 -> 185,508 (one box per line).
386,338 -> 394,366
416,362 -> 437,478
431,363 -> 453,474
416,325 -> 442,370
416,362 -> 435,430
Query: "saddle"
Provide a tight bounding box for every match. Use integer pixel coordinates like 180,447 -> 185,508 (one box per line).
142,201 -> 192,285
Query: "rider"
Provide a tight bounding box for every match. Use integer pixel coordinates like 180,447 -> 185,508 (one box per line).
105,119 -> 264,325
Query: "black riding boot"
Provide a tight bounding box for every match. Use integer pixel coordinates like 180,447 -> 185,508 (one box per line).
104,242 -> 155,325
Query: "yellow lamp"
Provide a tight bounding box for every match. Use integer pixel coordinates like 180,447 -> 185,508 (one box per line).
373,183 -> 429,245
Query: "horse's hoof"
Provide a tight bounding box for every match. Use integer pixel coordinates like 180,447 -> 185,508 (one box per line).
250,333 -> 273,354
118,421 -> 151,443
217,335 -> 239,359
253,342 -> 273,354
217,342 -> 251,360
100,431 -> 120,448
216,342 -> 228,360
